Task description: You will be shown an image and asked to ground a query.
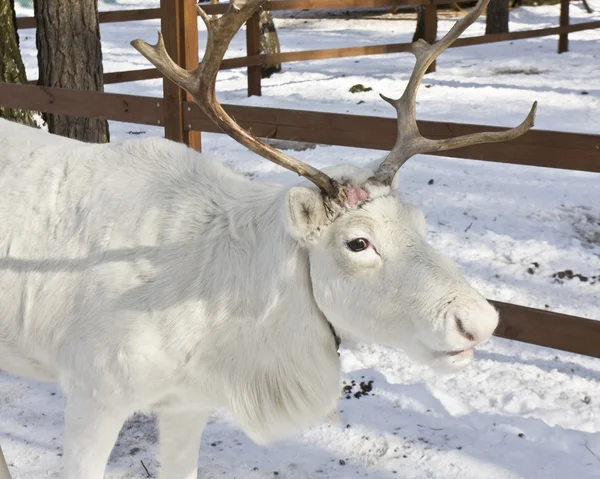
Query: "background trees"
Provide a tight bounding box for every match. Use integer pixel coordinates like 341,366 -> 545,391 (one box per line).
34,0 -> 109,142
0,0 -> 37,126
486,0 -> 509,34
259,3 -> 282,78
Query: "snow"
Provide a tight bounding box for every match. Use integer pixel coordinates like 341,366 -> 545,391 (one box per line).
2,2 -> 600,478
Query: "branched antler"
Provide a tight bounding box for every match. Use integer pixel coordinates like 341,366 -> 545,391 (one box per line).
132,0 -> 536,199
373,0 -> 537,185
131,0 -> 340,198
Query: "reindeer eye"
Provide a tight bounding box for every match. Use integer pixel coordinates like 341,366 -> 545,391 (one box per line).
346,238 -> 370,252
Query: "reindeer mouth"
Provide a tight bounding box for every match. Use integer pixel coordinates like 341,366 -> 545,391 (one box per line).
412,341 -> 475,372
424,342 -> 475,360
443,349 -> 474,361
446,349 -> 471,356
432,347 -> 473,357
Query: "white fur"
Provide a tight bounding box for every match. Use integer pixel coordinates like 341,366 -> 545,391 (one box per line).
0,119 -> 498,478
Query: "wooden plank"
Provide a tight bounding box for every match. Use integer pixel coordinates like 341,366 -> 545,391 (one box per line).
246,13 -> 263,97
415,121 -> 600,172
97,8 -> 162,23
182,101 -> 600,172
0,83 -> 162,125
492,301 -> 600,359
221,42 -> 414,69
453,20 -> 600,47
0,82 -> 597,174
219,20 -> 600,69
104,68 -> 162,84
17,8 -> 161,29
182,0 -> 202,151
559,0 -> 570,53
264,0 -> 453,9
16,16 -> 36,29
28,68 -> 161,86
198,0 -> 455,15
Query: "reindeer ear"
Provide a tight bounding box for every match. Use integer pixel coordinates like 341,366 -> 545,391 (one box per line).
285,186 -> 327,244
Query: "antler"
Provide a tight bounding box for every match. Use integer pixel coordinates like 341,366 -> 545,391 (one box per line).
373,0 -> 537,185
131,0 -> 340,198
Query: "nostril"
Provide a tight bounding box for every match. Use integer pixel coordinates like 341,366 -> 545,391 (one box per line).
455,317 -> 476,342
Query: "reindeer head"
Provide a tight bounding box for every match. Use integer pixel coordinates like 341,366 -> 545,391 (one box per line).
284,165 -> 498,372
132,0 -> 536,372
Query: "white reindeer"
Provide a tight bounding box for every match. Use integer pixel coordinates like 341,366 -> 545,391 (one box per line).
0,0 -> 536,477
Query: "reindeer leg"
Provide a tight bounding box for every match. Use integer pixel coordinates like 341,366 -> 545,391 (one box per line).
157,409 -> 210,479
0,445 -> 12,479
62,392 -> 129,479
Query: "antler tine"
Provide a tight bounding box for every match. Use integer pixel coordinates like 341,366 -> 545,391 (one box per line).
131,0 -> 339,198
374,0 -> 537,185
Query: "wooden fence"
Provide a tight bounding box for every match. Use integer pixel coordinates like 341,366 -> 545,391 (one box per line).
16,0 -> 600,96
3,0 -> 600,359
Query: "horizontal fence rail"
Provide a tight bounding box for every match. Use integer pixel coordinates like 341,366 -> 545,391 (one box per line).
181,102 -> 600,172
1,83 -> 598,173
14,0 -> 458,29
23,15 -> 600,87
0,83 -> 162,126
492,301 -> 600,359
218,20 -> 600,68
16,8 -> 161,29
198,0 -> 457,13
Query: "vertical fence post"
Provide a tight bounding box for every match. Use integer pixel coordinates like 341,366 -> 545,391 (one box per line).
160,0 -> 201,151
558,0 -> 569,53
160,0 -> 184,143
182,0 -> 201,151
424,3 -> 437,73
246,12 -> 262,96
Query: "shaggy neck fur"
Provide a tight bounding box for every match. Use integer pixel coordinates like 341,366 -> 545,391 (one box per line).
148,155 -> 343,443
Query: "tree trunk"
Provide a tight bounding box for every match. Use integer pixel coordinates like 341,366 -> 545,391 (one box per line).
34,0 -> 109,142
0,0 -> 37,127
486,0 -> 509,34
259,3 -> 281,78
412,4 -> 437,73
581,0 -> 593,14
412,5 -> 437,43
208,0 -> 280,78
412,5 -> 426,42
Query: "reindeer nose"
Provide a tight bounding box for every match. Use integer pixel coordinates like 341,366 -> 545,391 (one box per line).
451,299 -> 499,345
455,317 -> 476,342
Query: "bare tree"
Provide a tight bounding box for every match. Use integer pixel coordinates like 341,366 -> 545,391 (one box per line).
412,4 -> 437,43
413,4 -> 427,42
581,0 -> 593,13
203,0 -> 281,78
259,4 -> 281,78
34,0 -> 109,142
0,0 -> 37,126
486,0 -> 509,34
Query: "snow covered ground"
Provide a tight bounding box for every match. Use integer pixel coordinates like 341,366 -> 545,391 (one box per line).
2,1 -> 600,478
